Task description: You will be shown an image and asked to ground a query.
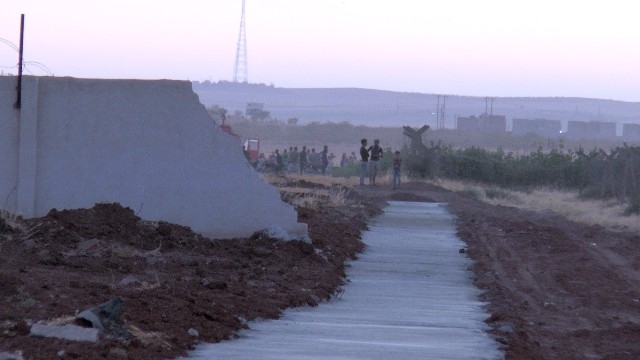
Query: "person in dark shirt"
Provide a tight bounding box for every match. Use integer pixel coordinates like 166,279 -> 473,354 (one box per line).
290,146 -> 299,171
321,145 -> 329,175
340,153 -> 348,167
359,138 -> 370,185
275,149 -> 284,175
299,146 -> 307,174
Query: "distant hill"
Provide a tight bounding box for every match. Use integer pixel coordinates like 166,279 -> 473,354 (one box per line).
192,81 -> 640,131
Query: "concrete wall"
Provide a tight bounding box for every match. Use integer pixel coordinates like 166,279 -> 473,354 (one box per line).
456,114 -> 506,133
622,123 -> 640,139
567,120 -> 616,139
0,76 -> 307,240
512,118 -> 561,137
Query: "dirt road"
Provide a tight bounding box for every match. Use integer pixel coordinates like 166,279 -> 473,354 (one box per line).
358,181 -> 640,360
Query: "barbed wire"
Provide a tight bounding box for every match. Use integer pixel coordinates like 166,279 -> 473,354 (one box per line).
0,38 -> 18,51
1,37 -> 53,76
24,61 -> 53,75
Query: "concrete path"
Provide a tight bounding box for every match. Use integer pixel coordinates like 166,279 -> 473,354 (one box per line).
186,201 -> 503,359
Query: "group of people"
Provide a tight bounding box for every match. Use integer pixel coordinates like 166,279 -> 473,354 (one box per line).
339,152 -> 359,167
359,138 -> 402,189
258,145 -> 334,175
254,140 -> 402,188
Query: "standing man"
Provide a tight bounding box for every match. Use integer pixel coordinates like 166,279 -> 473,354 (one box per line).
359,138 -> 370,185
290,146 -> 299,172
321,145 -> 329,175
275,149 -> 284,175
299,145 -> 307,174
368,139 -> 384,185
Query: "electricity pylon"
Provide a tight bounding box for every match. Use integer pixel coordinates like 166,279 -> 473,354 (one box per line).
233,0 -> 248,83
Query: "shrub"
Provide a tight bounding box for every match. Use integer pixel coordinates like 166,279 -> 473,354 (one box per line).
484,188 -> 515,200
330,163 -> 360,178
458,187 -> 481,199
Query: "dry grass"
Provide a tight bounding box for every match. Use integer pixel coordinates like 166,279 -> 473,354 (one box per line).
127,324 -> 172,349
1,209 -> 41,241
262,174 -> 351,210
264,172 -> 639,233
1,209 -> 22,231
279,173 -> 359,187
266,172 -> 410,188
430,178 -> 640,233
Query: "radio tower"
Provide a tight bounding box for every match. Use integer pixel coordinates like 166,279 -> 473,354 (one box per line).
233,0 -> 248,83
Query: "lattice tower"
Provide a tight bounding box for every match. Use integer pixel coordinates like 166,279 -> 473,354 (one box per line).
233,0 -> 248,83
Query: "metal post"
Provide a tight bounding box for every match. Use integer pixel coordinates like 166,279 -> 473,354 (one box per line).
14,14 -> 25,109
441,95 -> 446,129
436,95 -> 440,128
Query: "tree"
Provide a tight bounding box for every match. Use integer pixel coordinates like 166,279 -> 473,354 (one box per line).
247,108 -> 270,122
287,117 -> 299,126
207,105 -> 228,122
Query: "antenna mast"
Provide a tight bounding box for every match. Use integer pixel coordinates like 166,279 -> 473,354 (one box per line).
233,0 -> 248,83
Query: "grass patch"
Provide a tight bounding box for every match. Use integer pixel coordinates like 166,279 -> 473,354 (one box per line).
458,187 -> 481,199
431,178 -> 640,233
484,187 -> 517,201
623,203 -> 640,216
262,174 -> 351,210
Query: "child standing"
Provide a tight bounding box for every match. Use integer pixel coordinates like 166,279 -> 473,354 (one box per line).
392,151 -> 402,189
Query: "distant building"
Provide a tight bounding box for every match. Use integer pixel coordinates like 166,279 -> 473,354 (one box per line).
622,123 -> 640,139
512,118 -> 561,137
245,102 -> 264,117
456,113 -> 506,133
566,121 -> 616,139
457,115 -> 480,131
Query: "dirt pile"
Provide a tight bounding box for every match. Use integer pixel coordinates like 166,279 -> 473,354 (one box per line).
0,181 -> 372,359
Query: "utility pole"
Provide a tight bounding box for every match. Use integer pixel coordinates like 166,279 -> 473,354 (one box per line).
434,95 -> 446,129
14,14 -> 24,109
490,97 -> 494,116
436,95 -> 440,128
440,95 -> 446,129
233,0 -> 248,83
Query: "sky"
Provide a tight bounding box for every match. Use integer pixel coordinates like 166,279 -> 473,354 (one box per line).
1,0 -> 639,102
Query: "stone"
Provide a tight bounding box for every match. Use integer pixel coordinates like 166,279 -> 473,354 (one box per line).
77,298 -> 133,340
0,351 -> 24,360
30,324 -> 99,343
119,275 -> 140,286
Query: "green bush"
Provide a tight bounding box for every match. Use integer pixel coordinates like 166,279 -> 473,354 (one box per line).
330,163 -> 360,178
406,145 -> 583,189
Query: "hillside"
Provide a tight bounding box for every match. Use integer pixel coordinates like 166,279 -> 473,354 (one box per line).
192,81 -> 640,129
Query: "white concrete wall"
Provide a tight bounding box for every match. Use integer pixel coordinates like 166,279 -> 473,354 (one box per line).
0,77 -> 20,212
0,76 -> 307,240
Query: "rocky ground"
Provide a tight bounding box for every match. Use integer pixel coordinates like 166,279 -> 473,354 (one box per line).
1,179 -> 640,359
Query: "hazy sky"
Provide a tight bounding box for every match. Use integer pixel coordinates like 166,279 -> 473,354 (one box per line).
1,0 -> 638,102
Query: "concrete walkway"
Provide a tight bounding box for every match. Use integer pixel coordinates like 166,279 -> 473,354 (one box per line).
186,201 -> 503,359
